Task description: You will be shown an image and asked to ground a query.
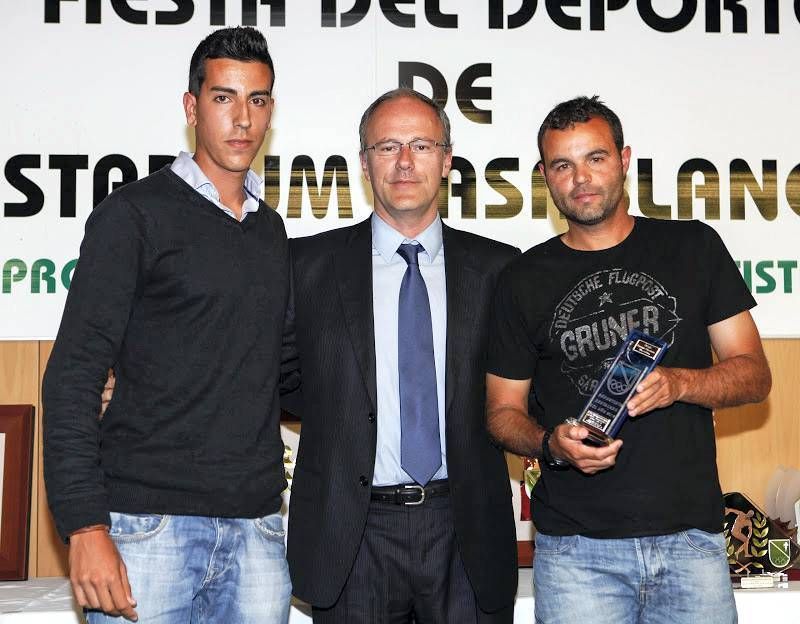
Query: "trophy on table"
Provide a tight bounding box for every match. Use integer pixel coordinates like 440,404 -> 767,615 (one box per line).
570,329 -> 668,446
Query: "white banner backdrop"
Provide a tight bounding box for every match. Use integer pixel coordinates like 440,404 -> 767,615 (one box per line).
1,1 -> 798,338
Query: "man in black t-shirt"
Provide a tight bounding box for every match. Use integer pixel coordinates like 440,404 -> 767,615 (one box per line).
486,96 -> 771,624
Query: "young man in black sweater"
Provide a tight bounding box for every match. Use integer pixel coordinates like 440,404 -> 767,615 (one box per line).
43,27 -> 296,623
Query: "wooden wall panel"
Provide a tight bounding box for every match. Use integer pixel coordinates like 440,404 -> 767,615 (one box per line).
0,341 -> 39,403
1,337 -> 798,578
716,339 -> 800,514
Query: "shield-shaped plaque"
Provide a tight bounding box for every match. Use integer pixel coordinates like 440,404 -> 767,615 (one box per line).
768,539 -> 791,568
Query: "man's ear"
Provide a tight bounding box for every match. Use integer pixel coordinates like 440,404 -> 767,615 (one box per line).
441,149 -> 453,178
620,146 -> 631,175
183,91 -> 197,127
360,151 -> 371,182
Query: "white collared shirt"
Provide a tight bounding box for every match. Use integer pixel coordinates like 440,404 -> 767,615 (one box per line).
170,151 -> 263,221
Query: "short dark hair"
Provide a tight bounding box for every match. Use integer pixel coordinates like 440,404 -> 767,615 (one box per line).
537,95 -> 624,159
188,27 -> 275,96
358,88 -> 452,152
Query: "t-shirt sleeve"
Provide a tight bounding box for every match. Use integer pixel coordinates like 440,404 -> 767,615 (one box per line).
486,263 -> 538,380
700,222 -> 756,325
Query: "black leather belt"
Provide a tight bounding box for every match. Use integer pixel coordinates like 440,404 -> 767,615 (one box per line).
370,480 -> 450,506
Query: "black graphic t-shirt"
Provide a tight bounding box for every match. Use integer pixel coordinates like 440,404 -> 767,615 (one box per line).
487,217 -> 756,538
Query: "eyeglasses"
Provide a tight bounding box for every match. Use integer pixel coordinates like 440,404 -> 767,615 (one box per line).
363,139 -> 450,157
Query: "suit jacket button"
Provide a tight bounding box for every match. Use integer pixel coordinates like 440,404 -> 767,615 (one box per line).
359,475 -> 369,487
368,413 -> 376,423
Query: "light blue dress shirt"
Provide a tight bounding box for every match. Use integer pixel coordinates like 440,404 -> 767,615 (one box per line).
170,151 -> 262,221
371,213 -> 448,486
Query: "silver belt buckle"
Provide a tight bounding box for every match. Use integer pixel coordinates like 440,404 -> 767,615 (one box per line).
402,484 -> 425,506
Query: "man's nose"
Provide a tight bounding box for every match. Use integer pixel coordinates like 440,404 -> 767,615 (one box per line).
395,143 -> 414,169
234,101 -> 252,129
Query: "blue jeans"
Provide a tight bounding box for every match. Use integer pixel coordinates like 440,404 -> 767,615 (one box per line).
533,530 -> 736,624
87,512 -> 291,624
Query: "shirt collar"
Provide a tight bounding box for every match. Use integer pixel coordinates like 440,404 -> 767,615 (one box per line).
371,212 -> 444,265
170,151 -> 264,206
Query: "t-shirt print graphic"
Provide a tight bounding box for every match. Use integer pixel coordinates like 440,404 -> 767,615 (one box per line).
549,268 -> 681,396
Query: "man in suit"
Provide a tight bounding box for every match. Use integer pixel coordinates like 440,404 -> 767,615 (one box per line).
285,88 -> 518,622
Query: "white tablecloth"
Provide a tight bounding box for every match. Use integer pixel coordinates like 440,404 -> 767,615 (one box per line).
2,573 -> 798,623
0,578 -> 80,623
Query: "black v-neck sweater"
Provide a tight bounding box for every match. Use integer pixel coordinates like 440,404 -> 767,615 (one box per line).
43,167 -> 293,540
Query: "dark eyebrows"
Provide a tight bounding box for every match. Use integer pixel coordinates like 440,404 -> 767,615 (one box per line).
547,148 -> 611,168
208,86 -> 272,98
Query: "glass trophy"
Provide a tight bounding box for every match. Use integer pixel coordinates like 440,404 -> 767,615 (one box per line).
574,329 -> 668,446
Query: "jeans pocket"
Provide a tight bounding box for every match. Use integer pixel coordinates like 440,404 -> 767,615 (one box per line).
534,532 -> 578,555
254,512 -> 286,542
109,512 -> 169,543
681,529 -> 726,554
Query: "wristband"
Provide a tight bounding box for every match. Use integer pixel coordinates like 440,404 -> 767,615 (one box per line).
541,430 -> 569,470
69,524 -> 110,538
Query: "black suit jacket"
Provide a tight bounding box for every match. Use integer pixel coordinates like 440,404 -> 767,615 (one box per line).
285,217 -> 518,611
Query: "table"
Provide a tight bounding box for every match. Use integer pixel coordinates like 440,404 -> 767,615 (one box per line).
0,579 -> 313,624
0,578 -> 79,623
3,573 -> 799,622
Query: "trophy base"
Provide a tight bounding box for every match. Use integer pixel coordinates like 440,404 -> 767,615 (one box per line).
582,427 -> 613,447
564,418 -> 613,447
